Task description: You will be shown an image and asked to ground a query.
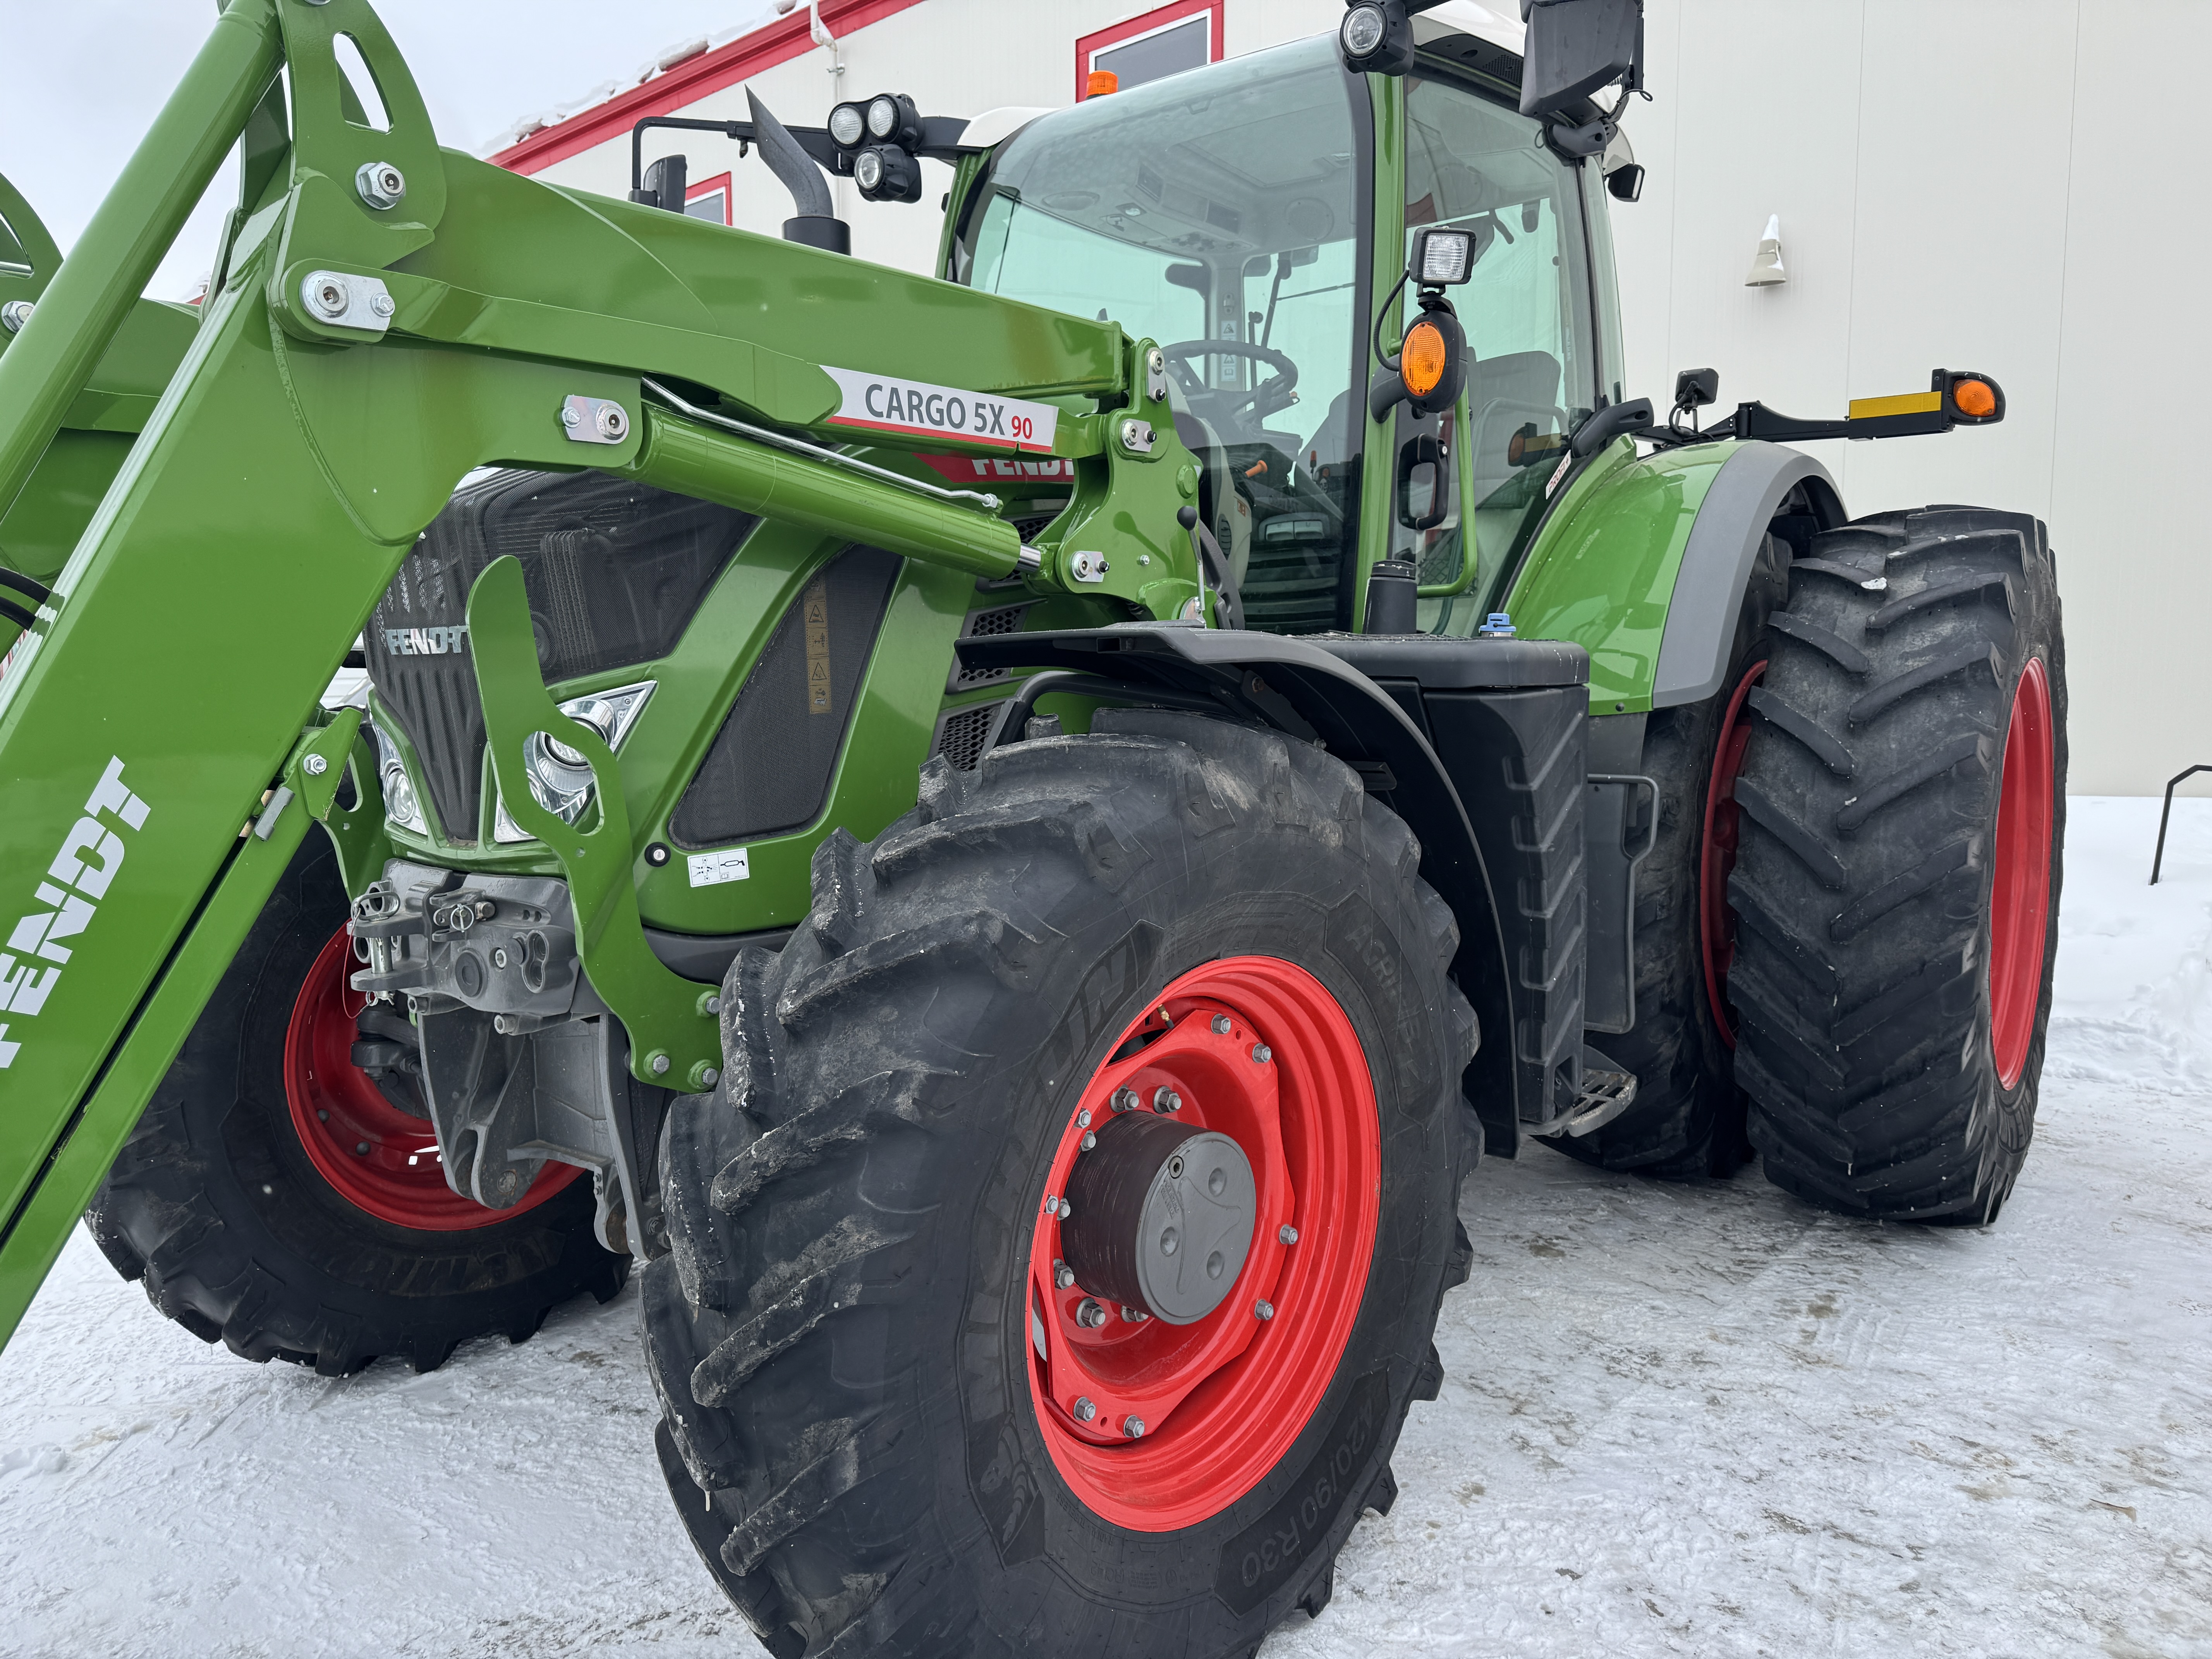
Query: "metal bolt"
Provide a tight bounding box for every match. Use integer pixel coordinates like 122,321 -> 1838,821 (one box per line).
1058,1198 -> 1072,1220
492,948 -> 509,969
500,1169 -> 520,1196
302,753 -> 329,776
307,275 -> 351,319
1279,1225 -> 1300,1245
1076,1108 -> 1092,1128
317,1109 -> 329,1122
370,292 -> 396,318
1123,1416 -> 1146,1439
1111,1087 -> 1139,1113
594,402 -> 629,441
1252,1044 -> 1272,1065
1054,1261 -> 1075,1290
0,299 -> 34,333
700,1066 -> 721,1089
1080,1131 -> 1097,1152
1255,1300 -> 1275,1321
1073,1397 -> 1097,1422
704,995 -> 722,1015
649,1052 -> 672,1076
562,404 -> 582,428
1168,1156 -> 1186,1180
355,1141 -> 371,1155
1153,1086 -> 1182,1114
1044,1195 -> 1059,1216
1120,1305 -> 1149,1323
1076,1298 -> 1107,1329
356,161 -> 407,210
1212,1014 -> 1232,1035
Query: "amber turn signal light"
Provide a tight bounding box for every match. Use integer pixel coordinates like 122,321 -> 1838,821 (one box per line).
1086,70 -> 1119,98
1402,321 -> 1449,399
1951,377 -> 1998,419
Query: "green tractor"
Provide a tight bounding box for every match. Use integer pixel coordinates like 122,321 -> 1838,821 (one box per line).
0,0 -> 2062,1652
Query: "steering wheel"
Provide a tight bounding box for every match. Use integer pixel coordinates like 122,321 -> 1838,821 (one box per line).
1158,339 -> 1300,427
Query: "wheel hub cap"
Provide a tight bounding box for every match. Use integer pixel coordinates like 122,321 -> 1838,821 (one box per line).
1063,1116 -> 1257,1325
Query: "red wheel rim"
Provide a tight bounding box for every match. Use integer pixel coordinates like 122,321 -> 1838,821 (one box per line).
1025,957 -> 1381,1532
1699,661 -> 1767,1048
284,928 -> 582,1231
1989,658 -> 2055,1089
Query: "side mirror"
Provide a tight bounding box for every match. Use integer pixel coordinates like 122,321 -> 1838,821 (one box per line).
1519,0 -> 1644,118
1396,435 -> 1450,531
1673,367 -> 1719,412
1605,162 -> 1646,203
632,153 -> 688,214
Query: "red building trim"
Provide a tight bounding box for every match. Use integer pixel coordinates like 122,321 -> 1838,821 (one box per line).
493,0 -> 931,175
1075,0 -> 1224,101
685,171 -> 734,225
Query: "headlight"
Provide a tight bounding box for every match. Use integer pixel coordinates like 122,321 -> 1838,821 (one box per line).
369,719 -> 428,836
854,149 -> 885,192
1340,4 -> 1388,58
866,95 -> 899,140
828,102 -> 866,148
495,682 -> 655,842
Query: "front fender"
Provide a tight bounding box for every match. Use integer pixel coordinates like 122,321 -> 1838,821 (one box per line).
1504,436 -> 1844,713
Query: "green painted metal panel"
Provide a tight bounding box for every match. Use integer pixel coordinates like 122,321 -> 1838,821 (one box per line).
1504,436 -> 1735,713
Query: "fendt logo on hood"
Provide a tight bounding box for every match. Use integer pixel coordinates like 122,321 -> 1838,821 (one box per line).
0,757 -> 149,1070
383,625 -> 468,657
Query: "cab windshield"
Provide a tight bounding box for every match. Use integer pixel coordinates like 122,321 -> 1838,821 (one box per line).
954,38 -> 1369,633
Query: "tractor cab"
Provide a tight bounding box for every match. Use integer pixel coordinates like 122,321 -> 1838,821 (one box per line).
945,23 -> 1625,637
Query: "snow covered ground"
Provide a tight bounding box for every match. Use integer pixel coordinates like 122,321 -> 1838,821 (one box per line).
3,797 -> 2208,1658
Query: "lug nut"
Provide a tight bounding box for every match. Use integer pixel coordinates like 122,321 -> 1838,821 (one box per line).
1123,1417 -> 1146,1439
1212,1014 -> 1232,1035
1076,1108 -> 1092,1128
1044,1194 -> 1059,1216
1080,1131 -> 1097,1152
1152,1086 -> 1182,1114
1279,1225 -> 1300,1245
1076,1298 -> 1107,1329
1120,1305 -> 1150,1323
1255,1300 -> 1275,1321
1111,1087 -> 1139,1114
1252,1044 -> 1272,1064
1072,1397 -> 1097,1422
1054,1261 -> 1075,1290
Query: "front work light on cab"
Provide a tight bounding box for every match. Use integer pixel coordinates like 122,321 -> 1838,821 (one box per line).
1371,226 -> 1474,421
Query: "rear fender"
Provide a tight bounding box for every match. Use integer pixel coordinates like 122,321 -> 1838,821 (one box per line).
1506,436 -> 1844,714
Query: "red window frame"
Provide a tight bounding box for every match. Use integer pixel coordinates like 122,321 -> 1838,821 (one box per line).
684,172 -> 733,226
1076,0 -> 1224,101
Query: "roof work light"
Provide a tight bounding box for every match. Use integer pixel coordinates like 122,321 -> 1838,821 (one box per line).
1340,0 -> 1416,76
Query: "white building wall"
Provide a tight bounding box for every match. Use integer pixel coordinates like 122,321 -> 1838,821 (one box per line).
1616,0 -> 2209,795
524,0 -> 2203,794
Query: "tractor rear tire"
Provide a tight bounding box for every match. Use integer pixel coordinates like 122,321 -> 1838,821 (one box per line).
1724,506 -> 2065,1223
84,833 -> 624,1376
1551,532 -> 1789,1177
642,711 -> 1476,1659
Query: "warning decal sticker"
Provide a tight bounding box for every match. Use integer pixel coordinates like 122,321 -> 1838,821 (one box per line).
822,366 -> 1061,453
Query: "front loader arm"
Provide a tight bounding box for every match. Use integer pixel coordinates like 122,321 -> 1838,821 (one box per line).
0,0 -> 1204,1348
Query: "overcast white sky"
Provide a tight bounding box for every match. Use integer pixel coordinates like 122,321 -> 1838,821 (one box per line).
3,1 -> 781,300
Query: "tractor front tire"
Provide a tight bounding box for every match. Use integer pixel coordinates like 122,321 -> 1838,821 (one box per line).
85,834 -> 624,1375
1724,506 -> 2065,1223
643,711 -> 1476,1658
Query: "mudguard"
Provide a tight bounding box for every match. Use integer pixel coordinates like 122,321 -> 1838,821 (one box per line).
1505,436 -> 1845,714
960,623 -> 1594,1135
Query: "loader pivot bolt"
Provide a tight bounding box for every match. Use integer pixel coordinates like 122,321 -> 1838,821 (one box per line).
356,161 -> 407,210
307,276 -> 351,319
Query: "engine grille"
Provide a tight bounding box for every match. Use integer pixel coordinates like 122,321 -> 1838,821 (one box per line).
367,470 -> 756,843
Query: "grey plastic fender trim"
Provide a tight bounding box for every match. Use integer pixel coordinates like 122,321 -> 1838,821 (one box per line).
1651,442 -> 1845,707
